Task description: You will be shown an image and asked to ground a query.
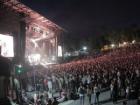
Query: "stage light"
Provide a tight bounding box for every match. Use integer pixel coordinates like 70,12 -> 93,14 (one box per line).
58,45 -> 62,57
83,46 -> 87,51
18,64 -> 22,68
132,40 -> 136,44
123,42 -> 127,45
111,44 -> 115,48
28,54 -> 41,65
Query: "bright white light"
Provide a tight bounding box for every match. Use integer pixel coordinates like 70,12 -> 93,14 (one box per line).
34,93 -> 37,102
111,44 -> 115,48
83,46 -> 87,50
18,64 -> 22,68
30,39 -> 38,48
132,40 -> 136,44
42,33 -> 47,38
58,45 -> 62,57
28,54 -> 41,65
0,34 -> 14,57
123,42 -> 127,45
64,52 -> 71,57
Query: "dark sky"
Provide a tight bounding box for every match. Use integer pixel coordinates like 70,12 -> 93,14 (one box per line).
21,0 -> 140,37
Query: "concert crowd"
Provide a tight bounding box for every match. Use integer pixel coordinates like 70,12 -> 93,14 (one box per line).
19,43 -> 140,105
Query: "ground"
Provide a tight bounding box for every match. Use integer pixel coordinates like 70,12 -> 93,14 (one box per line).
59,91 -> 137,105
26,90 -> 137,105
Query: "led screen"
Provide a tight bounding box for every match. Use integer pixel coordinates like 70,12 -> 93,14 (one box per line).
0,34 -> 14,57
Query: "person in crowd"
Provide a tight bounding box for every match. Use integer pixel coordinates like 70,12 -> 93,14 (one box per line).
43,77 -> 48,91
110,80 -> 114,100
47,99 -> 52,105
48,77 -> 53,94
57,77 -> 62,98
125,84 -> 130,99
52,74 -> 57,92
52,97 -> 59,105
78,84 -> 85,105
87,85 -> 92,105
57,89 -> 67,102
39,95 -> 46,105
112,78 -> 118,103
93,83 -> 100,105
137,98 -> 140,105
48,90 -> 53,100
123,101 -> 127,105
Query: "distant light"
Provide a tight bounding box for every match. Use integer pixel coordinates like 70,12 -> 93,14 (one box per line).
123,42 -> 127,45
64,52 -> 71,57
18,70 -> 21,73
18,64 -> 22,68
111,44 -> 115,48
83,46 -> 87,50
132,40 -> 136,44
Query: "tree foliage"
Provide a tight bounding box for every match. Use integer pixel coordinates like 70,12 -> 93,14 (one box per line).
62,26 -> 140,52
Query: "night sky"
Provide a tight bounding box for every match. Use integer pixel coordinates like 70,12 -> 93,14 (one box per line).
21,0 -> 140,37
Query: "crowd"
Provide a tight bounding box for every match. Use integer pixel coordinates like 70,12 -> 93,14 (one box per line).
19,43 -> 140,105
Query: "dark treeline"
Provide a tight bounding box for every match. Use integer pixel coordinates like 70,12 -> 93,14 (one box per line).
63,26 -> 140,52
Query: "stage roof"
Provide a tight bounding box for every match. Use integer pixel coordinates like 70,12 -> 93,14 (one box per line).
0,0 -> 64,31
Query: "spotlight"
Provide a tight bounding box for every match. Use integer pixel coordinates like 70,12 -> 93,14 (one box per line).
83,46 -> 87,51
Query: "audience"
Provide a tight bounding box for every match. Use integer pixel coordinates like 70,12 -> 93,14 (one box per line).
21,43 -> 140,105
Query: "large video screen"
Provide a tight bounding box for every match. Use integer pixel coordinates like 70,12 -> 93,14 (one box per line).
0,34 -> 14,57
